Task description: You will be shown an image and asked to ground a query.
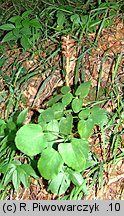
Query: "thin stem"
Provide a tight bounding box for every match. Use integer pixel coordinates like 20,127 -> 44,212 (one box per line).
65,56 -> 70,86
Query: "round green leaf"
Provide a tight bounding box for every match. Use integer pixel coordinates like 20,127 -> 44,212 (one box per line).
78,108 -> 90,120
90,106 -> 108,126
75,81 -> 91,98
78,118 -> 94,139
58,138 -> 89,171
56,11 -> 65,27
62,92 -> 73,106
61,86 -> 71,94
72,98 -> 82,113
38,148 -> 64,180
15,124 -> 47,156
38,108 -> 54,123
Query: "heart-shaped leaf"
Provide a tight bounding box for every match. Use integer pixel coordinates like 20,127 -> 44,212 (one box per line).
15,124 -> 47,156
75,81 -> 91,98
78,118 -> 94,139
62,92 -> 73,106
72,98 -> 82,113
59,114 -> 73,135
38,108 -> 54,123
78,108 -> 90,120
90,106 -> 108,126
38,148 -> 63,180
58,138 -> 89,171
61,86 -> 71,94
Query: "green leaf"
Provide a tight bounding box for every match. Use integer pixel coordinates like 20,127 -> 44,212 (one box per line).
91,106 -> 108,126
20,164 -> 38,179
3,167 -> 15,186
80,15 -> 88,25
0,57 -> 6,67
22,19 -> 30,28
47,120 -> 59,134
75,81 -> 91,98
78,108 -> 90,120
20,35 -> 31,50
18,168 -> 29,189
38,108 -> 54,123
15,124 -> 47,156
68,170 -> 84,186
38,148 -> 63,180
89,18 -> 101,32
6,120 -> 16,131
121,111 -> 124,119
46,120 -> 59,141
70,14 -> 81,26
0,120 -> 6,137
78,118 -> 94,139
52,103 -> 64,119
22,10 -> 32,18
62,92 -> 73,106
12,169 -> 20,192
17,107 -> 28,125
0,24 -> 15,30
58,138 -> 89,171
56,11 -> 65,27
59,114 -> 73,135
30,19 -> 42,28
0,119 -> 5,125
2,31 -> 17,42
44,132 -> 57,146
47,94 -> 63,106
48,171 -> 70,195
12,28 -> 21,38
72,98 -> 82,113
15,17 -> 23,28
59,5 -> 74,11
20,27 -> 31,36
61,86 -> 71,94
8,15 -> 22,23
